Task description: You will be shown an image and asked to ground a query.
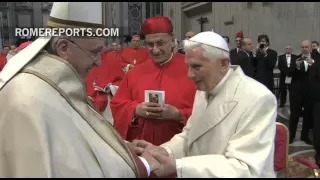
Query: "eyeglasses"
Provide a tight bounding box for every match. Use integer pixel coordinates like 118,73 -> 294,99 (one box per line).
67,39 -> 101,59
146,39 -> 170,49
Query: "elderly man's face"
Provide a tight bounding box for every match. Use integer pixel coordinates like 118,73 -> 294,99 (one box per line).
2,46 -> 10,54
112,42 -> 118,52
285,45 -> 292,54
131,36 -> 140,48
243,38 -> 253,52
55,37 -> 104,79
235,37 -> 242,48
10,45 -> 16,50
146,33 -> 174,64
185,31 -> 195,40
185,47 -> 230,92
301,40 -> 311,55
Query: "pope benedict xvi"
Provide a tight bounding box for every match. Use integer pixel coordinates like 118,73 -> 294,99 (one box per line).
110,16 -> 197,146
131,31 -> 277,178
0,2 -> 156,178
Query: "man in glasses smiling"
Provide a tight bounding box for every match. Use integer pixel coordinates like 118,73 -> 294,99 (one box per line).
111,16 -> 197,147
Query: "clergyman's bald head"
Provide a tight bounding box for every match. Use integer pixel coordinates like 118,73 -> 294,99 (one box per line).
185,31 -> 195,40
242,37 -> 253,52
301,40 -> 311,54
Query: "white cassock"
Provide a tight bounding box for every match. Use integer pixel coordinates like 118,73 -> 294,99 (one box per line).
161,65 -> 277,178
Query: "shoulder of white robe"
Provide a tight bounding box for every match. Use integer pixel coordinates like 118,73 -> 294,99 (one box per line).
0,37 -> 51,90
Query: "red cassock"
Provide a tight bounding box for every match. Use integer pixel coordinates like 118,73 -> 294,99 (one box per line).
86,66 -> 99,97
0,53 -> 6,71
93,51 -> 125,112
120,46 -> 149,68
110,53 -> 197,146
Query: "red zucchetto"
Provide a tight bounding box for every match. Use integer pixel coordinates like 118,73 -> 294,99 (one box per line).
236,31 -> 243,38
132,34 -> 140,38
142,16 -> 173,35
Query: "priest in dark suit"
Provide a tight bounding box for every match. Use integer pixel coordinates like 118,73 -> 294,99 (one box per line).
229,31 -> 244,65
289,40 -> 318,145
277,45 -> 298,107
233,38 -> 255,78
309,48 -> 320,165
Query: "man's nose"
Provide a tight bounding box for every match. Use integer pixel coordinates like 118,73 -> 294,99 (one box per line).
152,46 -> 161,54
187,68 -> 195,80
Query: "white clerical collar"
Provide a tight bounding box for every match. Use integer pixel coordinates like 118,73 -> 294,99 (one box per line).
286,54 -> 291,57
208,68 -> 233,97
160,53 -> 174,66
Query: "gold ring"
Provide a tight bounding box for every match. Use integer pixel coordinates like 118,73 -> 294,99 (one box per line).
146,112 -> 150,116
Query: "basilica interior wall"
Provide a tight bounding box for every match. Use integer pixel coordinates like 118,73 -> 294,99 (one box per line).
166,2 -> 320,55
212,2 -> 320,54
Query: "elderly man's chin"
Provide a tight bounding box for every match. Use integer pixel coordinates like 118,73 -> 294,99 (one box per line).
152,56 -> 166,64
194,81 -> 206,91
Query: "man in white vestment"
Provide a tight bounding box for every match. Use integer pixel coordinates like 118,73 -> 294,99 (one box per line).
131,31 -> 277,178
0,2 -> 160,178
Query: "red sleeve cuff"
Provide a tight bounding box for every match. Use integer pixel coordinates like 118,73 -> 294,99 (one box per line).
93,92 -> 109,112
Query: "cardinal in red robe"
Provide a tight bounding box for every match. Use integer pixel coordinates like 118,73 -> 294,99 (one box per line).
120,34 -> 149,71
92,43 -> 125,112
0,45 -> 10,71
110,16 -> 197,146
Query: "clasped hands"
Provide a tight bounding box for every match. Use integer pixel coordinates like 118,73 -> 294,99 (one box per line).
135,102 -> 182,122
127,139 -> 176,177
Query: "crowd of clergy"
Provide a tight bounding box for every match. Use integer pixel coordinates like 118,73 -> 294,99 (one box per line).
0,2 -> 319,178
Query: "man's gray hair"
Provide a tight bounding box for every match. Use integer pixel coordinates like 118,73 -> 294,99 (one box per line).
183,39 -> 229,61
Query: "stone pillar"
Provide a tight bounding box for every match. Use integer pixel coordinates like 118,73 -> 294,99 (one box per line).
8,2 -> 16,45
33,2 -> 42,28
163,2 -> 182,41
121,2 -> 129,45
104,2 -> 113,46
141,2 -> 146,23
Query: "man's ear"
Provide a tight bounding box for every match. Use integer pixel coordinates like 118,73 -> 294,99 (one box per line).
55,39 -> 69,60
220,57 -> 230,72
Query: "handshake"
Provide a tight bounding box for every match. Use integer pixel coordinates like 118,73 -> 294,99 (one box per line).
127,139 -> 177,177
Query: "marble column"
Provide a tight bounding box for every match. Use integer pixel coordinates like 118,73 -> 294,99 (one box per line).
163,2 -> 182,41
33,2 -> 42,28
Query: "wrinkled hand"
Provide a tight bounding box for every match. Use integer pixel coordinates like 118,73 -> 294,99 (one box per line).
141,148 -> 161,172
148,148 -> 176,177
135,102 -> 163,119
159,104 -> 182,122
141,145 -> 173,176
127,139 -> 155,156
